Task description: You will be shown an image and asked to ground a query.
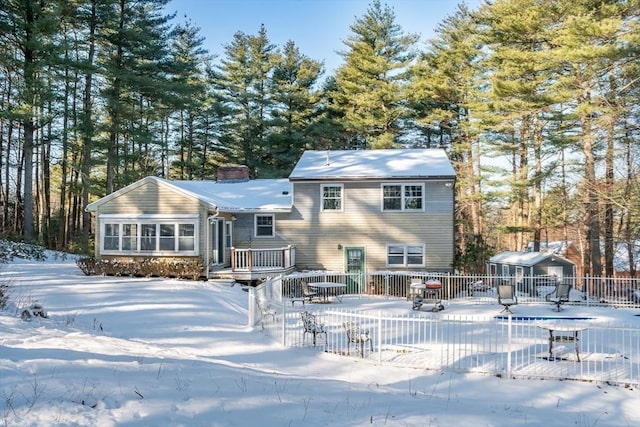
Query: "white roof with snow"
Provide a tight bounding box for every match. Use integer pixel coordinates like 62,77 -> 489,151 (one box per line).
170,178 -> 292,212
85,176 -> 292,213
289,149 -> 456,180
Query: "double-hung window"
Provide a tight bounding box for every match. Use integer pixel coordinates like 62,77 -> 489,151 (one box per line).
255,214 -> 275,237
321,184 -> 343,211
386,244 -> 425,267
100,214 -> 198,255
382,183 -> 424,211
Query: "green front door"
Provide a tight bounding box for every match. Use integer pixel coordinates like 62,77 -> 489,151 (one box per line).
345,247 -> 365,294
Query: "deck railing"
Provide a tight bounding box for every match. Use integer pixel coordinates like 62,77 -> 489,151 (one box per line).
231,245 -> 295,272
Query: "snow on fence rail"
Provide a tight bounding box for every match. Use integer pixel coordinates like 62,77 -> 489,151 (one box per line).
249,276 -> 640,386
278,271 -> 640,307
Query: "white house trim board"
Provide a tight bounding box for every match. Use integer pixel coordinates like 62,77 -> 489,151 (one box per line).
99,214 -> 199,220
85,176 -> 214,212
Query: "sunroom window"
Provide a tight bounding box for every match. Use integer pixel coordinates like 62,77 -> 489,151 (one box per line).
99,215 -> 198,255
140,224 -> 157,251
122,224 -> 137,251
159,224 -> 175,251
179,224 -> 196,251
104,224 -> 119,250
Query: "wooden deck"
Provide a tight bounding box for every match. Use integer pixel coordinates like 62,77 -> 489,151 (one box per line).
208,246 -> 296,283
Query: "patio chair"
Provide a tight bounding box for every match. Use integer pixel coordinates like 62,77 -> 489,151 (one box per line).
343,321 -> 373,357
301,282 -> 319,303
256,299 -> 277,330
545,283 -> 572,311
497,283 -> 517,314
301,311 -> 327,347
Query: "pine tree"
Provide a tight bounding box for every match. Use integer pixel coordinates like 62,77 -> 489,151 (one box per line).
214,25 -> 278,176
100,0 -> 174,192
267,40 -> 324,176
168,20 -> 212,180
0,0 -> 63,241
477,0 -> 565,251
331,0 -> 418,149
410,4 -> 486,257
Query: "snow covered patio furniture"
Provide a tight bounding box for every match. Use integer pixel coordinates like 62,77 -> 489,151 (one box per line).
538,323 -> 587,362
302,282 -> 319,303
301,311 -> 327,348
410,278 -> 445,312
545,283 -> 572,311
497,283 -> 518,314
343,321 -> 373,357
256,299 -> 277,330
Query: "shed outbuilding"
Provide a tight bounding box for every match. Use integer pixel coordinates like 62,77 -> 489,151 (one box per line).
488,251 -> 576,296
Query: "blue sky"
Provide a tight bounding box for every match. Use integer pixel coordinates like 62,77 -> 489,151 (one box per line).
166,0 -> 481,74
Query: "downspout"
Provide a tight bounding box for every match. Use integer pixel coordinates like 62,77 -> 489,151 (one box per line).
206,207 -> 220,278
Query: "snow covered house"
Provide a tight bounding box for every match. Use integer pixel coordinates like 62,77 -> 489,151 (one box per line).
85,149 -> 457,282
488,251 -> 576,296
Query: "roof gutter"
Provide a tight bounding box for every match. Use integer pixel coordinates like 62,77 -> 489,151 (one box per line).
205,207 -> 220,278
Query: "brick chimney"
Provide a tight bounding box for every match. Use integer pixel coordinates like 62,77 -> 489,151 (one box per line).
217,165 -> 250,182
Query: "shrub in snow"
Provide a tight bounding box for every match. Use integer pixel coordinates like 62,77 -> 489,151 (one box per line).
76,257 -> 204,280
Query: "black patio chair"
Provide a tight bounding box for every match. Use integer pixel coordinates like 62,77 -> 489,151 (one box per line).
545,283 -> 572,311
301,282 -> 319,303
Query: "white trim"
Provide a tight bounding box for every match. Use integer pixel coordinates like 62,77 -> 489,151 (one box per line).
380,182 -> 425,212
99,214 -> 199,220
386,243 -> 425,267
320,183 -> 344,212
254,214 -> 275,238
502,265 -> 510,277
100,217 -> 200,256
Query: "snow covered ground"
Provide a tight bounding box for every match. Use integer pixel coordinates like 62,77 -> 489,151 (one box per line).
1,254 -> 638,426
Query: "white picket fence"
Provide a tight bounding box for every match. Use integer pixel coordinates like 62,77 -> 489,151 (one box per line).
249,277 -> 640,386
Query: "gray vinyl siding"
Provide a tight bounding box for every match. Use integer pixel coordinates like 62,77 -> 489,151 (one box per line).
92,180 -> 210,259
276,180 -> 454,272
230,213 -> 289,250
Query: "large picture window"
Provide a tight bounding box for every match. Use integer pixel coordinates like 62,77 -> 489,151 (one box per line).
382,183 -> 424,211
100,214 -> 198,255
321,184 -> 343,211
386,244 -> 425,267
255,214 -> 275,237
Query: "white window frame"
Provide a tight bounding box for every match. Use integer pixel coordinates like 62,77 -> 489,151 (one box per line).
254,214 -> 275,238
99,214 -> 199,256
225,221 -> 233,249
321,183 -> 343,212
502,264 -> 510,277
386,244 -> 425,267
381,183 -> 424,211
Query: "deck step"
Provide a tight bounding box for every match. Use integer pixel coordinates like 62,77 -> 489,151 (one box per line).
208,278 -> 237,287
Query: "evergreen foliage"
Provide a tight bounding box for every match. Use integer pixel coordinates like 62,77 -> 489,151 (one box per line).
330,0 -> 419,149
0,0 -> 639,276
